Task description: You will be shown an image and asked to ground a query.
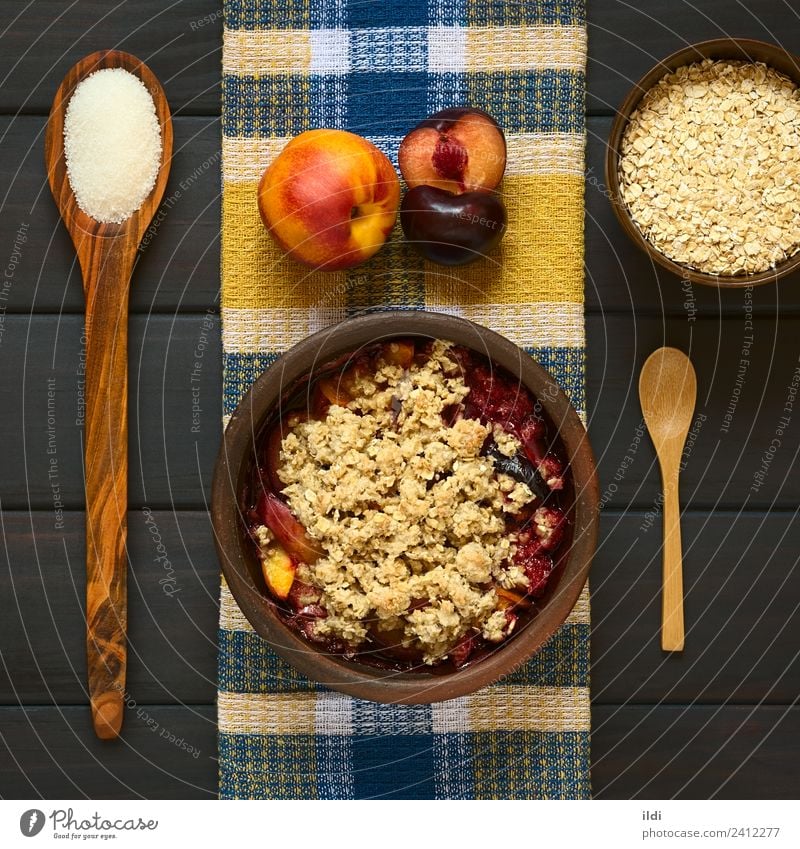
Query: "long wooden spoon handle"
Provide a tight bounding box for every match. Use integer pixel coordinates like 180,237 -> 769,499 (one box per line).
80,234 -> 135,739
661,465 -> 685,651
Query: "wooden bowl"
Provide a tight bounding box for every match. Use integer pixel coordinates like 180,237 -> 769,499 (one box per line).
606,38 -> 800,288
211,310 -> 599,703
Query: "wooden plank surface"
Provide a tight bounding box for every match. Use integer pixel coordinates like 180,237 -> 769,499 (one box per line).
588,315 -> 800,511
0,706 -> 217,799
587,0 -> 800,116
0,116 -> 220,314
0,512 -> 219,705
6,0 -> 796,121
0,0 -> 221,116
592,706 -> 800,799
0,315 -> 222,509
6,0 -> 795,120
591,512 -> 800,705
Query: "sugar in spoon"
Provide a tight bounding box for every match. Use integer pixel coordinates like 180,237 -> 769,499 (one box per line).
639,347 -> 697,651
45,51 -> 173,738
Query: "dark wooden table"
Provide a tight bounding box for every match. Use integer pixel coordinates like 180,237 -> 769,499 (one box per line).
2,0 -> 799,799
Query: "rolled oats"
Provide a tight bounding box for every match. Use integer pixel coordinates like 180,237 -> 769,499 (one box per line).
619,59 -> 800,275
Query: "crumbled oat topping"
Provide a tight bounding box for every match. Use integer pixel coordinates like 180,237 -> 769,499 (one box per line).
275,341 -> 534,663
253,524 -> 273,549
493,423 -> 520,456
619,59 -> 800,275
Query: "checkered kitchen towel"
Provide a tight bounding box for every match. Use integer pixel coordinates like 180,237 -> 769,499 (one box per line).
218,0 -> 589,799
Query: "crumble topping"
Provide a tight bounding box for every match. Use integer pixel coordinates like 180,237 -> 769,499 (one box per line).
270,341 -> 535,664
252,524 -> 273,549
492,423 -> 520,456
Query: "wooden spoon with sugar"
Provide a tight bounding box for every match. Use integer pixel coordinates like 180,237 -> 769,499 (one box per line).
45,50 -> 172,739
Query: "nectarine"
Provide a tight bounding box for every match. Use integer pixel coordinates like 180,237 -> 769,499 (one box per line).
261,544 -> 296,600
258,129 -> 401,271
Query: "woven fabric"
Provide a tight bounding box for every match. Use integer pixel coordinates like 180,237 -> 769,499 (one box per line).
219,0 -> 589,799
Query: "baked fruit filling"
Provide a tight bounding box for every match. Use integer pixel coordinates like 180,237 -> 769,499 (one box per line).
244,339 -> 569,670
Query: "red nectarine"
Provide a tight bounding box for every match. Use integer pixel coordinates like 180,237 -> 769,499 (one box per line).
258,129 -> 401,271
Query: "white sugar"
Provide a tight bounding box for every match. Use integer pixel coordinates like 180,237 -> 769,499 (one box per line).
64,67 -> 162,224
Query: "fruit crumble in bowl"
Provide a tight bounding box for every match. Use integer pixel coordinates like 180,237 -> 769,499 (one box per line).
211,310 -> 598,703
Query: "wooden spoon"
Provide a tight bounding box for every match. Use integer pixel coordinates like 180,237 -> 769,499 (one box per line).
639,347 -> 697,652
45,51 -> 172,739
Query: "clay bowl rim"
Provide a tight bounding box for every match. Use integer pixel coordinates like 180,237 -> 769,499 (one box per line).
211,309 -> 599,704
605,37 -> 800,289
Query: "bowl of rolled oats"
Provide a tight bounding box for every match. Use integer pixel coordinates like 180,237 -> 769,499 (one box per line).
606,38 -> 800,287
211,310 -> 598,703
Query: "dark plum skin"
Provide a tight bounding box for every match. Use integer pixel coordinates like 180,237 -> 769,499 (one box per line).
484,444 -> 551,503
417,106 -> 499,128
400,185 -> 508,265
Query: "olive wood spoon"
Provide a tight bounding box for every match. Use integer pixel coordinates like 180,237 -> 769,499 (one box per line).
45,51 -> 172,739
639,347 -> 697,652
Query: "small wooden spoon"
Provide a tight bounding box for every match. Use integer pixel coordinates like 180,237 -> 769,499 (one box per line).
45,51 -> 172,739
639,347 -> 697,652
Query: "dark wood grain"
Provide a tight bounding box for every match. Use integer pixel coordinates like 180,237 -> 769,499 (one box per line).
0,511 -> 219,706
587,0 -> 800,116
592,705 -> 800,799
592,512 -> 800,705
0,315 -> 221,510
0,0 -> 221,116
588,315 -> 800,511
0,115 -> 220,314
8,0 -> 795,121
0,705 -> 217,799
80,235 -> 132,739
45,50 -> 175,739
12,1 -> 795,120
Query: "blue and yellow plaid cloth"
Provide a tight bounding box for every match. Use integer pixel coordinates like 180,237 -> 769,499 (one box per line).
218,0 -> 589,799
